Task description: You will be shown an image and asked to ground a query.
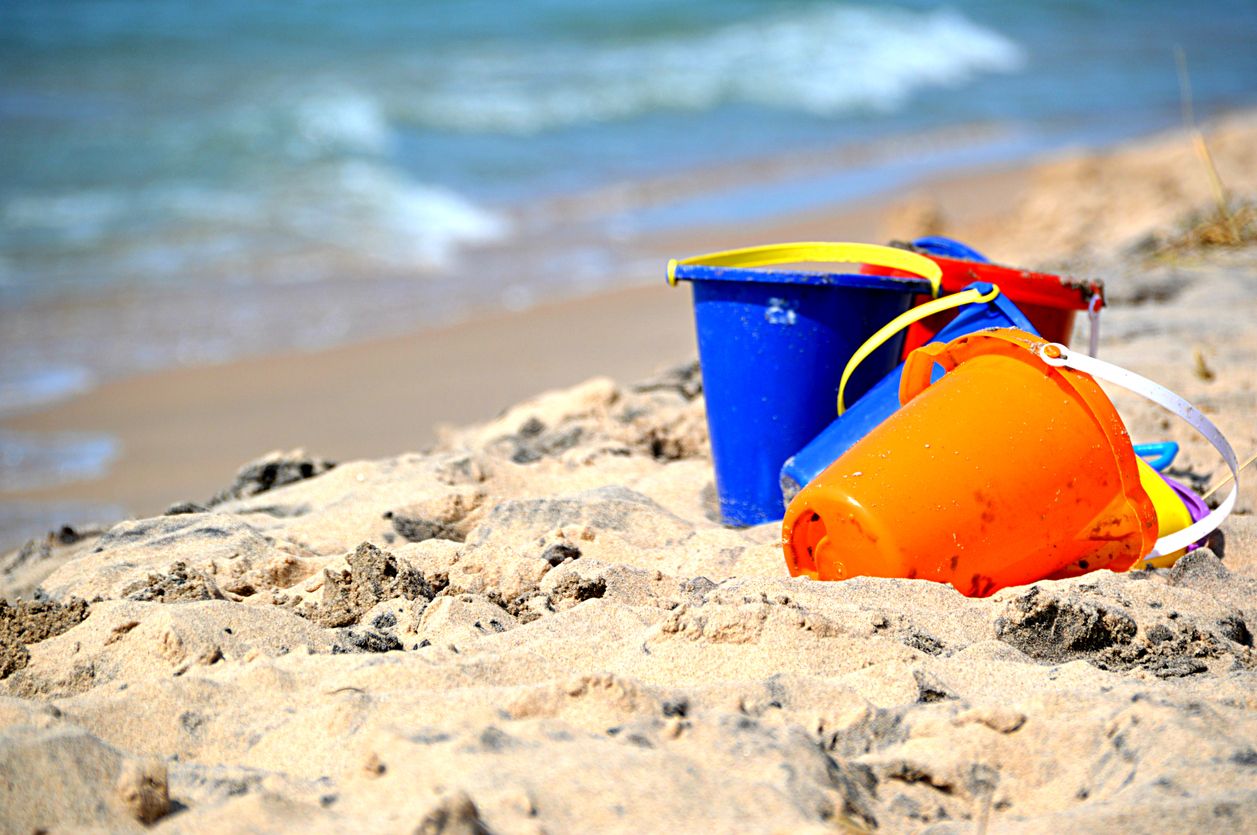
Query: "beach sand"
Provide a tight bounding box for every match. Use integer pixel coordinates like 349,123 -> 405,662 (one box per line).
2,113 -> 1257,832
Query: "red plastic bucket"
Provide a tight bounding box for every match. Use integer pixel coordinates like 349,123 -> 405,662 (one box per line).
860,241 -> 1102,358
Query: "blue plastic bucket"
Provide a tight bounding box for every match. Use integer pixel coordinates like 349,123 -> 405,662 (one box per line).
780,282 -> 1039,501
673,263 -> 934,526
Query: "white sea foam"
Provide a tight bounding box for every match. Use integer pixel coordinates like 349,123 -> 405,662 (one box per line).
401,5 -> 1026,133
281,160 -> 511,268
0,365 -> 95,417
1,158 -> 509,284
222,86 -> 396,161
2,74 -> 512,280
293,90 -> 393,155
0,430 -> 119,492
2,190 -> 132,247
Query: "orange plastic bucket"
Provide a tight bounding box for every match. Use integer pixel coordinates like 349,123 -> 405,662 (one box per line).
782,328 -> 1158,597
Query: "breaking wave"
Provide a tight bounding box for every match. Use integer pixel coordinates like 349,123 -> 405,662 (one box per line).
400,5 -> 1026,133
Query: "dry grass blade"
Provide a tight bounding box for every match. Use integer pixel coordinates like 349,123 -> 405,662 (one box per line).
1202,450 -> 1257,501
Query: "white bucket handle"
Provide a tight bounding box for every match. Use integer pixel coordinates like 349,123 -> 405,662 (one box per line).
1038,342 -> 1239,559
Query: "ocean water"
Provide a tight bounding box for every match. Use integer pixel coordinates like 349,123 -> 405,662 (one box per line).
1,0 -> 1256,507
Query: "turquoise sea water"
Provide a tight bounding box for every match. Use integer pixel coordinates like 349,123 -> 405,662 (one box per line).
1,0 -> 1256,505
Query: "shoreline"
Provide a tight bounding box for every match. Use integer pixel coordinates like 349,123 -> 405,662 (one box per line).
0,152 -> 1037,546
0,282 -> 695,524
1,106 -> 1193,410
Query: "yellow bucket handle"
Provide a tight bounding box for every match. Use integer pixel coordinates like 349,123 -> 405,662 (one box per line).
837,285 -> 1001,415
666,241 -> 943,296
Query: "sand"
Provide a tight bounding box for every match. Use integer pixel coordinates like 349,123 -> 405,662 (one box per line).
2,114 -> 1257,832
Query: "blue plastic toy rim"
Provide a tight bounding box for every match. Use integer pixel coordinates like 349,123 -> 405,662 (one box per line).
671,264 -> 935,293
1133,441 -> 1180,472
911,235 -> 990,263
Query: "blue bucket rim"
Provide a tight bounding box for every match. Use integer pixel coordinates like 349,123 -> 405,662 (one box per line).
671,264 -> 934,294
